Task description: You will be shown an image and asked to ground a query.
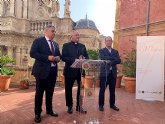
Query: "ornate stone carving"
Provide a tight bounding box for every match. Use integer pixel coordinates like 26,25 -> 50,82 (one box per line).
0,0 -> 4,16
0,20 -> 11,26
4,0 -> 10,16
64,0 -> 71,18
42,0 -> 51,6
52,0 -> 60,17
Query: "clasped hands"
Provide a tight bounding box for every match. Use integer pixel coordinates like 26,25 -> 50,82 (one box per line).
105,60 -> 111,64
48,55 -> 60,62
75,55 -> 85,61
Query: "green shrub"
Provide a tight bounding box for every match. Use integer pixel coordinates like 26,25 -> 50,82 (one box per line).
0,55 -> 16,75
122,49 -> 136,77
87,49 -> 99,60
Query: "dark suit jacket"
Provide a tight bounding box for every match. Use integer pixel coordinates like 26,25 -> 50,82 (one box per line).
99,48 -> 121,78
62,41 -> 89,78
30,37 -> 61,79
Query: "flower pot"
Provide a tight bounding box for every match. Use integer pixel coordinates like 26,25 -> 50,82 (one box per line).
0,75 -> 12,91
60,74 -> 65,87
95,79 -> 100,88
20,80 -> 30,89
116,74 -> 123,88
123,76 -> 136,93
84,75 -> 95,88
81,76 -> 85,85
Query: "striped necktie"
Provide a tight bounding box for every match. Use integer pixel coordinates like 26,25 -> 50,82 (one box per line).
49,40 -> 55,55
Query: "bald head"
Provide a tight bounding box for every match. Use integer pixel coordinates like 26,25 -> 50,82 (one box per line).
105,36 -> 113,49
70,30 -> 80,42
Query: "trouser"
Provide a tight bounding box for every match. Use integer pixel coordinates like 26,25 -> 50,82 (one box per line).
65,73 -> 81,107
34,67 -> 57,115
99,72 -> 116,107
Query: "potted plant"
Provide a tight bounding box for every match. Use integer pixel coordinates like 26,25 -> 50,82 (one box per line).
116,68 -> 123,88
60,73 -> 65,87
87,49 -> 99,60
19,77 -> 30,89
0,55 -> 16,91
122,49 -> 136,93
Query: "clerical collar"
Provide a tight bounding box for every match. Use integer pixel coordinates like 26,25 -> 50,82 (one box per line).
71,41 -> 78,45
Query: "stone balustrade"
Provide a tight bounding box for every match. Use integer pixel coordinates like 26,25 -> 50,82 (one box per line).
30,21 -> 53,32
10,65 -> 64,84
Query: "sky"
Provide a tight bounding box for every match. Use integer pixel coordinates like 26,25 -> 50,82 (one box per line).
59,0 -> 116,37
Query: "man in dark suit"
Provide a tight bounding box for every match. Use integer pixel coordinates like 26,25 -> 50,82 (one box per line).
98,36 -> 121,112
30,25 -> 61,123
62,30 -> 89,114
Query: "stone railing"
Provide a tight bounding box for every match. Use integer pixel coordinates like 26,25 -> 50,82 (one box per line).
11,66 -> 35,83
11,65 -> 64,84
30,20 -> 53,32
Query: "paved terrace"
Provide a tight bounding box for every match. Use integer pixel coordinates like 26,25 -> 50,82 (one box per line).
0,83 -> 165,124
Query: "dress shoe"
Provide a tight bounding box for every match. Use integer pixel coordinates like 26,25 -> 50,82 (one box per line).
34,114 -> 41,123
99,106 -> 104,111
67,106 -> 73,114
76,106 -> 87,114
47,111 -> 58,117
110,105 -> 119,111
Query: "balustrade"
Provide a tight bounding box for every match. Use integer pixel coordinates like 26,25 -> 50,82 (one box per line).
30,21 -> 52,32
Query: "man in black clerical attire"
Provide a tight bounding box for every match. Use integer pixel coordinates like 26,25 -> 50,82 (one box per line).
62,30 -> 89,114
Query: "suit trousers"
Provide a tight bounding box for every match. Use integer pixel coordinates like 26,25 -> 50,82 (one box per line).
34,67 -> 57,115
99,72 -> 116,107
64,73 -> 81,107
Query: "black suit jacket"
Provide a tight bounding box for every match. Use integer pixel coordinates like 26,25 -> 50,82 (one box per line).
62,41 -> 89,78
99,48 -> 121,78
30,37 -> 61,79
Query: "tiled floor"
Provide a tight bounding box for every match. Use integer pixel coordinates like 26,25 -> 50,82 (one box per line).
0,83 -> 165,124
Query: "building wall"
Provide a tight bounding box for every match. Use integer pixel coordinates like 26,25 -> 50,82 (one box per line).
114,0 -> 165,57
119,0 -> 146,29
149,0 -> 165,22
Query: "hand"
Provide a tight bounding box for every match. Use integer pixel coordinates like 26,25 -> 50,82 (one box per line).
54,56 -> 60,62
79,55 -> 84,59
48,55 -> 56,61
105,60 -> 111,64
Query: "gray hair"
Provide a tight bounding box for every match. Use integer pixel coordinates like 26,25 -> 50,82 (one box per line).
44,25 -> 55,32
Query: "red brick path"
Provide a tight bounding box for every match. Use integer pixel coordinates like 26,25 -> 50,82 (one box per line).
0,84 -> 165,124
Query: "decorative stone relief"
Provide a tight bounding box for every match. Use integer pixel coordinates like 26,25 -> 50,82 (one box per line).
0,0 -> 4,16
0,20 -> 11,26
4,0 -> 10,16
64,0 -> 71,18
52,0 -> 60,17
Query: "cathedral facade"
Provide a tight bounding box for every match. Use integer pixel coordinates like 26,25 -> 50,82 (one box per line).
0,0 -> 102,67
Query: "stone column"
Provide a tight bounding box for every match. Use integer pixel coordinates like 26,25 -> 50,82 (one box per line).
7,46 -> 13,57
9,0 -> 15,16
22,48 -> 27,59
0,0 -> 4,16
23,0 -> 28,19
15,47 -> 21,66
